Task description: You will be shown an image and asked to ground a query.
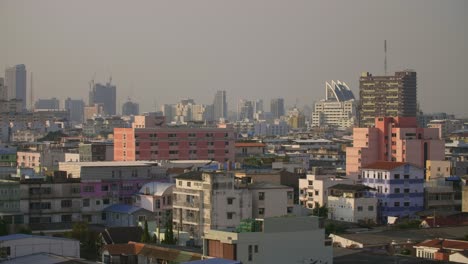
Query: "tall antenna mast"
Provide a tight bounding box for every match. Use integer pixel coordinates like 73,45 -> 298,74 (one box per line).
384,40 -> 388,76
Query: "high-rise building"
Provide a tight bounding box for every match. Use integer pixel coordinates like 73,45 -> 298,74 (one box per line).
270,98 -> 285,119
213,90 -> 227,121
122,99 -> 139,116
312,80 -> 356,128
0,78 -> 7,101
35,98 -> 60,110
5,64 -> 27,110
65,98 -> 85,123
359,71 -> 417,127
237,99 -> 254,121
161,104 -> 176,123
253,99 -> 263,113
89,82 -> 116,116
346,117 -> 444,180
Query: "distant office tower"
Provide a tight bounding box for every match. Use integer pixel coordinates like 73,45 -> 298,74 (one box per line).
359,71 -> 417,127
89,82 -> 116,116
35,97 -> 60,110
0,78 -> 6,100
65,98 -> 85,123
161,104 -> 176,123
253,99 -> 263,113
122,99 -> 139,116
270,98 -> 285,119
213,90 -> 227,120
237,99 -> 254,120
5,64 -> 27,110
312,80 -> 356,128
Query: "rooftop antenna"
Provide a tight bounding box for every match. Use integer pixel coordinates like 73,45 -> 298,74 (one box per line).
384,40 -> 388,76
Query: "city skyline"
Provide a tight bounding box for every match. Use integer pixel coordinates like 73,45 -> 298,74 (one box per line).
1,0 -> 467,117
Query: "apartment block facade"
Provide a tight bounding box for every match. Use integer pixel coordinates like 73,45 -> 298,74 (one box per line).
359,70 -> 417,127
114,126 -> 235,163
361,162 -> 424,223
346,117 -> 444,179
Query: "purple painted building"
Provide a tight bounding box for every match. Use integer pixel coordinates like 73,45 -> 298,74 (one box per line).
361,161 -> 424,224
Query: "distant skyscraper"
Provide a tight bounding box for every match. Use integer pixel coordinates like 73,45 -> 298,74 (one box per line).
0,78 -> 6,101
213,90 -> 227,120
270,98 -> 285,119
5,64 -> 27,110
253,99 -> 263,113
89,82 -> 116,116
65,98 -> 85,123
359,71 -> 417,127
35,97 -> 60,110
122,99 -> 139,116
237,99 -> 254,120
161,104 -> 176,123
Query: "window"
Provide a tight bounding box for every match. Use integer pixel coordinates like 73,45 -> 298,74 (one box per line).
394,174 -> 400,179
208,150 -> 215,154
168,133 -> 177,138
227,212 -> 234,219
101,185 -> 109,191
189,142 -> 196,146
287,191 -> 293,200
169,150 -> 179,155
404,174 -> 410,179
103,198 -> 110,205
61,200 -> 72,208
178,181 -> 182,186
404,202 -> 410,207
101,212 -> 107,221
0,247 -> 11,257
368,206 -> 374,211
287,207 -> 293,213
61,215 -> 72,222
258,192 -> 265,201
404,188 -> 410,193
248,245 -> 253,261
357,206 -> 363,212
187,182 -> 191,187
169,142 -> 178,146
227,197 -> 234,205
188,133 -> 196,137
308,180 -> 313,186
83,199 -> 90,207
138,215 -> 146,222
83,186 -> 94,193
254,245 -> 259,253
315,190 -> 319,196
96,200 -> 101,205
394,202 -> 400,207
395,188 -> 400,193
258,208 -> 265,215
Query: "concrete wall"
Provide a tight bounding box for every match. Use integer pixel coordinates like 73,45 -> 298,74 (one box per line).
0,236 -> 79,258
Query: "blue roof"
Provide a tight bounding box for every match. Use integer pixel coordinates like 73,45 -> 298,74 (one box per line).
103,204 -> 148,214
0,148 -> 16,155
183,259 -> 241,264
446,175 -> 461,181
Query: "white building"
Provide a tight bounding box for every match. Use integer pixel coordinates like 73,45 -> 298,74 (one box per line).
134,182 -> 174,224
203,216 -> 332,264
0,234 -> 79,259
327,183 -> 378,223
173,171 -> 252,246
312,80 -> 356,128
299,174 -> 354,209
246,182 -> 295,218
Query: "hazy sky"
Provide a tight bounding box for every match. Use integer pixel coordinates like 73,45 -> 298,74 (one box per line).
1,0 -> 467,116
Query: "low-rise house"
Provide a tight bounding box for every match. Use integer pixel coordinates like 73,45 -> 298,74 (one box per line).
135,182 -> 174,225
414,238 -> 468,262
102,241 -> 202,264
0,234 -> 79,259
299,174 -> 353,209
327,184 -> 377,223
202,216 -> 332,264
102,204 -> 154,227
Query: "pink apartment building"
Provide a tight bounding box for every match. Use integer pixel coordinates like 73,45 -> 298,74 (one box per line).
114,114 -> 235,162
346,117 -> 444,179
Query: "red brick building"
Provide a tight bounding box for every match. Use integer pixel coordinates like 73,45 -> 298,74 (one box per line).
114,126 -> 235,162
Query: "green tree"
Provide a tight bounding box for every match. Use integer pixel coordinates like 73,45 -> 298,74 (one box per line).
141,220 -> 150,243
0,219 -> 8,236
162,213 -> 175,245
312,202 -> 328,218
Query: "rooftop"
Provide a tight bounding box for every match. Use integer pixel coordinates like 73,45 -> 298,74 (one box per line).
0,234 -> 77,242
103,204 -> 150,214
415,238 -> 468,250
59,161 -> 160,167
174,171 -> 203,181
234,142 -> 266,148
243,182 -> 291,190
362,161 -> 412,171
139,182 -> 174,196
328,184 -> 374,192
